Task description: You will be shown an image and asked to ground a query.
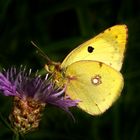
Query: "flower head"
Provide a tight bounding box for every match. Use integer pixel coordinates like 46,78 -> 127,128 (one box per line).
0,67 -> 78,134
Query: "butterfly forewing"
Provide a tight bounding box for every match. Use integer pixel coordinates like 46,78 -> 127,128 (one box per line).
61,25 -> 127,71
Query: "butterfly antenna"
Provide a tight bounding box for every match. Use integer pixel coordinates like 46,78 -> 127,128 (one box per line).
31,41 -> 52,64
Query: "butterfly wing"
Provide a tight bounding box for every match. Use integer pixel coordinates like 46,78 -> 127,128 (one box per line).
61,25 -> 127,71
65,61 -> 123,115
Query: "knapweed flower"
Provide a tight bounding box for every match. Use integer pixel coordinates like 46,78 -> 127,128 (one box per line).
0,67 -> 78,134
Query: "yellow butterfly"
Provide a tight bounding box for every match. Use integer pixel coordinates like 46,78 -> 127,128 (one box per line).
36,25 -> 128,116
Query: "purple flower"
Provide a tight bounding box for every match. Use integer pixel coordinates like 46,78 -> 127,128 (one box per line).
0,67 -> 78,134
0,67 -> 78,112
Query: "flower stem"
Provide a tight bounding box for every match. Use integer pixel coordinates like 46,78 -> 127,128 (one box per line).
13,132 -> 19,140
0,112 -> 15,132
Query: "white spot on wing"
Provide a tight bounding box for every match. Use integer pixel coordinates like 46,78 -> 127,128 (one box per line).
91,75 -> 102,86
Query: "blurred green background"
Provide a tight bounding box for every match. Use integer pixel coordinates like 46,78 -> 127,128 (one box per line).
0,0 -> 140,140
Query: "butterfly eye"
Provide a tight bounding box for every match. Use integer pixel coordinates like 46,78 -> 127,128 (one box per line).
88,46 -> 94,53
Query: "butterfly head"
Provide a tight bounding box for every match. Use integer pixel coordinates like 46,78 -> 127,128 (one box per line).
45,62 -> 65,88
45,61 -> 61,73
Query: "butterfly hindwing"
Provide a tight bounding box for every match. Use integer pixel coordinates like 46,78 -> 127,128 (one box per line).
65,60 -> 124,115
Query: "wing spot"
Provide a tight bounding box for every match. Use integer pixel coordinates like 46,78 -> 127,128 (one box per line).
91,75 -> 102,86
99,62 -> 103,67
87,46 -> 94,53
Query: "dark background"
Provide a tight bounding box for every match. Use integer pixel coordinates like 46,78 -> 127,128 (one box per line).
0,0 -> 140,140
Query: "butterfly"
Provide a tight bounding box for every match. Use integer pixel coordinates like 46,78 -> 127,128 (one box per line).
33,24 -> 128,116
